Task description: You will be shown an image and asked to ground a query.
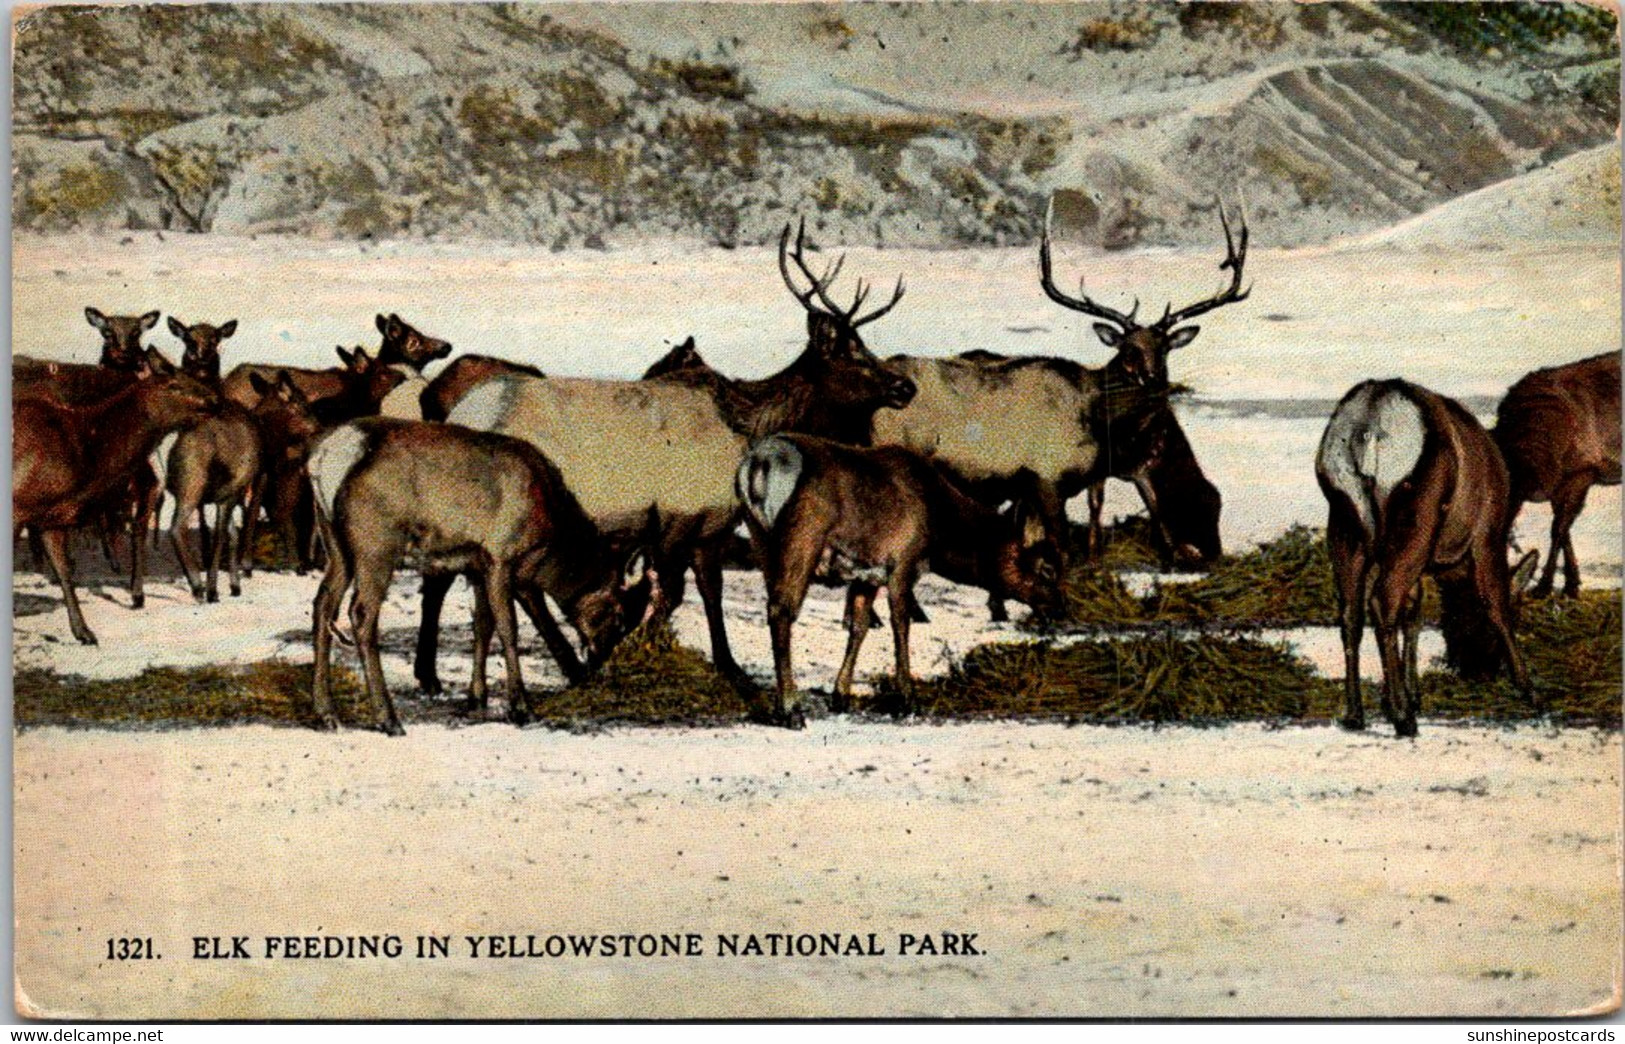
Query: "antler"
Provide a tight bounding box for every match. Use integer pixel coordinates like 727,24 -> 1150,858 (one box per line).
1038,197 -> 1140,330
1157,200 -> 1250,328
778,217 -> 905,327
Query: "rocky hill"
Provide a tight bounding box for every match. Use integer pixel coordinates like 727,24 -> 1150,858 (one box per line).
12,2 -> 1619,249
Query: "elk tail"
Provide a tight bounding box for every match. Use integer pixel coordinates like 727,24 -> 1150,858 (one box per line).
736,436 -> 804,531
1317,383 -> 1426,544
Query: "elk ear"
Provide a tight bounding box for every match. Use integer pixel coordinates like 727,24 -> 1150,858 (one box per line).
140,311 -> 160,331
1018,504 -> 1048,548
620,548 -> 651,590
167,316 -> 187,339
1093,323 -> 1122,347
375,313 -> 390,336
218,319 -> 237,339
1167,326 -> 1200,350
248,372 -> 274,396
277,372 -> 309,405
85,307 -> 109,332
335,346 -> 356,367
355,346 -> 373,366
144,346 -> 176,376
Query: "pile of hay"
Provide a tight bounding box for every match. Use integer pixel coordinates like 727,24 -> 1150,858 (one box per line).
539,623 -> 752,727
1423,590 -> 1621,727
1149,525 -> 1341,626
13,661 -> 367,730
910,631 -> 1343,724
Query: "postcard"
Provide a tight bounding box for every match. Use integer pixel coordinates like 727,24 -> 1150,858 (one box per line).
10,0 -> 1622,1020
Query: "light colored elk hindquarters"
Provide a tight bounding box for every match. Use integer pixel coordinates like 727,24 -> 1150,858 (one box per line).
449,375 -> 747,530
739,436 -> 803,530
309,424 -> 370,521
1316,382 -> 1426,541
874,358 -> 1101,482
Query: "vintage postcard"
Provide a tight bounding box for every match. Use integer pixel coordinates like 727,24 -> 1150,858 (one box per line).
9,0 -> 1622,1021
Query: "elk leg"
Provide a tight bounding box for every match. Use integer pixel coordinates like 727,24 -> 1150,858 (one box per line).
310,532 -> 352,731
833,582 -> 877,713
206,503 -> 230,603
985,591 -> 1008,623
1086,482 -> 1106,560
169,479 -> 207,603
349,551 -> 403,737
239,474 -> 264,579
693,541 -> 746,685
886,568 -> 919,715
41,528 -> 96,646
1473,548 -> 1534,700
131,466 -> 162,608
1400,582 -> 1425,731
1329,523 -> 1370,731
764,524 -> 824,729
223,497 -> 246,597
414,572 -> 457,696
485,565 -> 530,726
1551,479 -> 1590,598
295,485 -> 317,575
468,574 -> 494,715
517,586 -> 586,685
1371,565 -> 1420,737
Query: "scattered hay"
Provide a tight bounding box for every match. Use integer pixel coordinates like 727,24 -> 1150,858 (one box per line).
911,631 -> 1342,724
1423,590 -> 1621,727
539,623 -> 751,727
1149,525 -> 1341,626
12,661 -> 365,730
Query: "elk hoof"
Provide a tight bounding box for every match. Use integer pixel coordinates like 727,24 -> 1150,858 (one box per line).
987,603 -> 1008,624
780,706 -> 807,730
315,714 -> 340,732
131,593 -> 145,610
74,630 -> 100,647
189,586 -> 207,604
1337,715 -> 1366,732
507,703 -> 533,727
381,719 -> 407,738
206,589 -> 219,604
418,677 -> 444,697
229,584 -> 242,598
1393,718 -> 1418,739
461,696 -> 488,717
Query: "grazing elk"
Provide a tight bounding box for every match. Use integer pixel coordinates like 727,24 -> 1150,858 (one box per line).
1084,394 -> 1222,568
307,419 -> 656,735
14,370 -> 221,644
1493,352 -> 1621,598
424,220 -> 914,700
421,355 -> 546,422
1316,379 -> 1536,738
738,434 -> 1064,725
872,202 -> 1248,616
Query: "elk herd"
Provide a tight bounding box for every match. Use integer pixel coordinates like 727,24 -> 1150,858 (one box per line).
12,209 -> 1621,738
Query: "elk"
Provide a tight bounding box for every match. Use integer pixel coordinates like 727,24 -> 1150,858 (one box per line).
1084,394 -> 1222,569
424,220 -> 914,703
307,419 -> 656,735
738,434 -> 1064,725
86,307 -> 159,370
1316,379 -> 1536,738
872,202 -> 1249,614
1493,353 -> 1621,598
14,370 -> 221,644
420,355 -> 546,422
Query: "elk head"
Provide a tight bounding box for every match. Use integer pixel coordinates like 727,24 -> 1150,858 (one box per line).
167,316 -> 237,382
248,371 -> 323,457
563,507 -> 664,668
86,307 -> 160,372
778,218 -> 916,415
1040,200 -> 1249,389
995,494 -> 1065,619
375,313 -> 453,371
136,366 -> 223,429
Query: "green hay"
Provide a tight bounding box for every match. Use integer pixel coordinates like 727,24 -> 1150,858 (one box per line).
1080,514 -> 1165,571
1423,590 -> 1622,727
13,661 -> 366,730
1149,525 -> 1340,626
910,632 -> 1343,724
538,623 -> 751,727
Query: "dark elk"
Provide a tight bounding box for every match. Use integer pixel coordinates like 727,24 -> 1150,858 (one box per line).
1493,352 -> 1621,598
872,202 -> 1248,618
426,220 -> 914,699
13,368 -> 221,644
1084,394 -> 1222,568
738,434 -> 1064,726
1316,379 -> 1537,738
307,419 -> 656,735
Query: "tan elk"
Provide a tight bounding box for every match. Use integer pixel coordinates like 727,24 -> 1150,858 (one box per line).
1316,379 -> 1537,738
420,355 -> 545,421
872,202 -> 1249,617
14,368 -> 222,644
738,434 -> 1064,725
422,220 -> 914,705
1493,353 -> 1621,598
307,419 -> 656,735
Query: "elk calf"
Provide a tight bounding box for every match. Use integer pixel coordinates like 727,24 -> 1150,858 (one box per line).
1317,379 -> 1535,737
1494,353 -> 1621,598
738,434 -> 1063,726
307,419 -> 654,735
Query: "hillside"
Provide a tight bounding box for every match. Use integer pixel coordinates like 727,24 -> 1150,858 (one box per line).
11,2 -> 1620,249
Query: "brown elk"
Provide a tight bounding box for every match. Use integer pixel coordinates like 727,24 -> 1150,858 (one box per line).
420,355 -> 545,422
1084,395 -> 1222,569
738,434 -> 1064,725
85,307 -> 159,370
307,419 -> 656,735
14,369 -> 222,644
1493,353 -> 1621,598
1316,379 -> 1536,738
422,220 -> 914,701
872,203 -> 1248,615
